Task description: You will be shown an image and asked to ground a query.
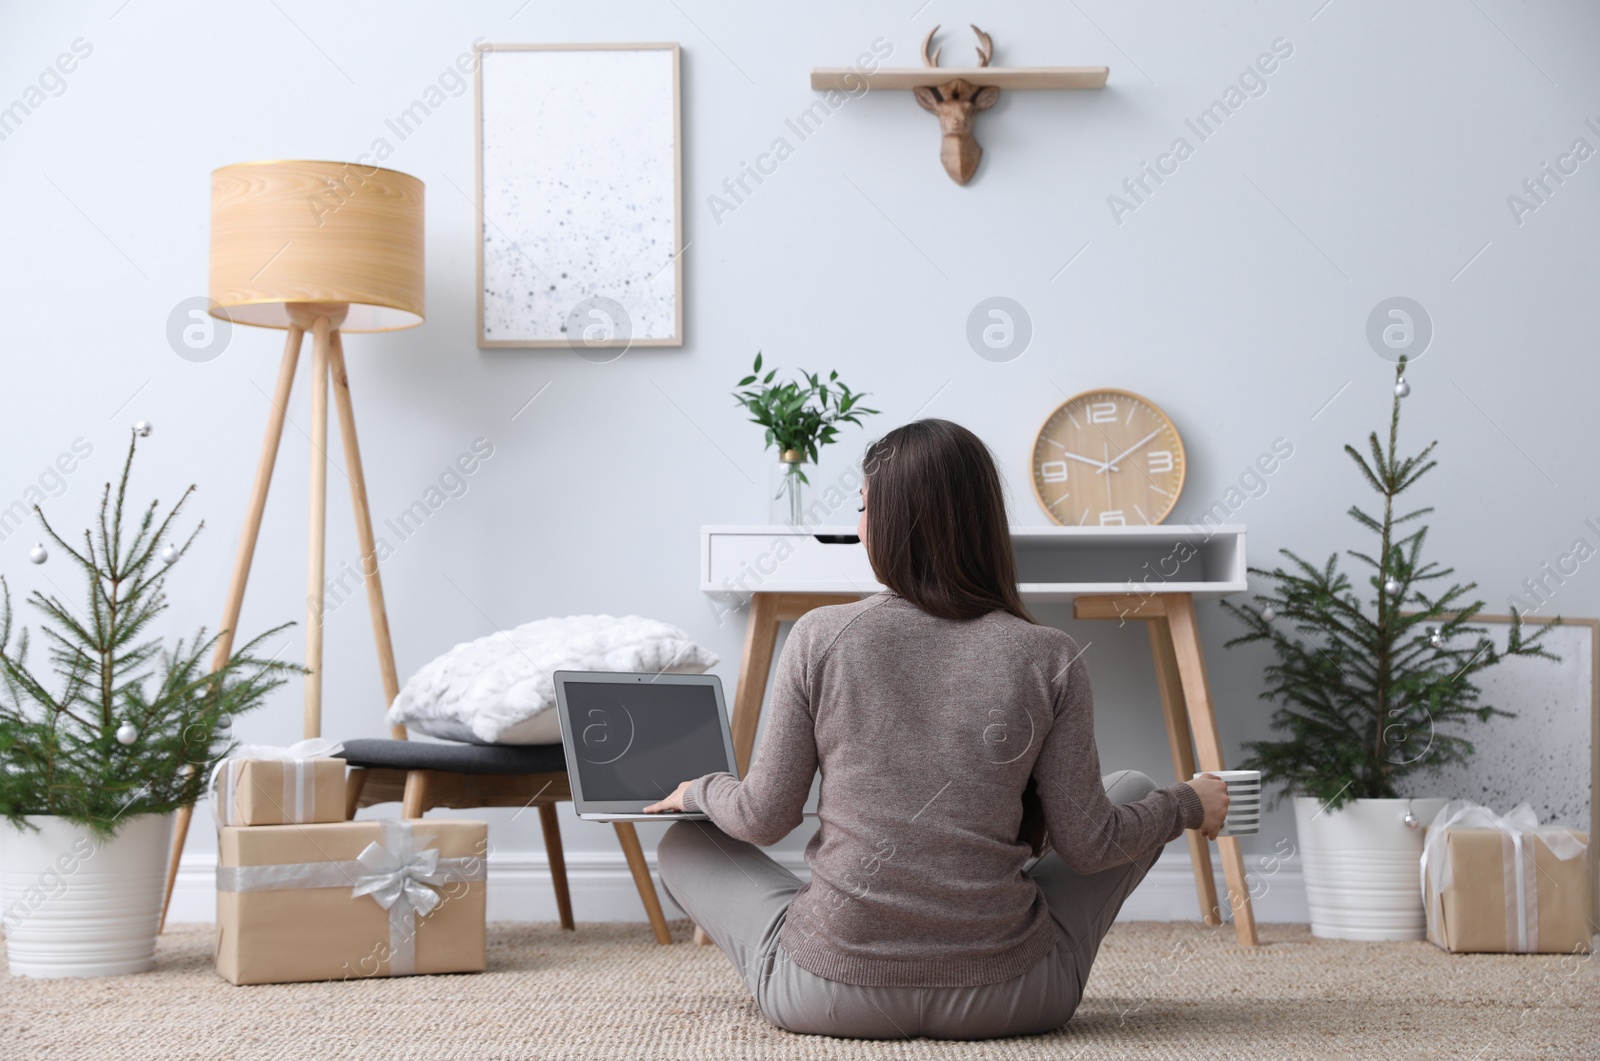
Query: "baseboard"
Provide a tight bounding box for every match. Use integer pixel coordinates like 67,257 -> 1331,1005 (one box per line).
167,850 -> 1307,925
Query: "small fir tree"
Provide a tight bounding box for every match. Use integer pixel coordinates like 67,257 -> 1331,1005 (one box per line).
0,433 -> 300,837
1222,358 -> 1555,811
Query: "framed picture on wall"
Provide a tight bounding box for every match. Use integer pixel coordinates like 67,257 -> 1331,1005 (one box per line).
475,42 -> 683,349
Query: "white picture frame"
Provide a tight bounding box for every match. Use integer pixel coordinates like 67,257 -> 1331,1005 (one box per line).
475,43 -> 683,349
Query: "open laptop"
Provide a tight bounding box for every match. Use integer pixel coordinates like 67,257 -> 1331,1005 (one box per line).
552,670 -> 739,821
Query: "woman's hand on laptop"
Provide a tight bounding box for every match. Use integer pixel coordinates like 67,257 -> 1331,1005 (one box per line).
644,780 -> 693,814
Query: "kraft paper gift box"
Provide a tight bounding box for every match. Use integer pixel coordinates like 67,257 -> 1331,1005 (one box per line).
216,818 -> 487,985
209,739 -> 347,826
1421,799 -> 1593,955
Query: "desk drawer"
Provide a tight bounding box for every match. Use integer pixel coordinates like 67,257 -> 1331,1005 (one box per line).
701,527 -> 879,594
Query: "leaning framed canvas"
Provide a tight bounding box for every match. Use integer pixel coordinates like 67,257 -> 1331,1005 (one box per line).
1425,614 -> 1599,924
475,42 -> 683,349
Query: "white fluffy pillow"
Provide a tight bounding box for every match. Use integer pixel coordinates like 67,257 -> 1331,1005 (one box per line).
387,615 -> 719,745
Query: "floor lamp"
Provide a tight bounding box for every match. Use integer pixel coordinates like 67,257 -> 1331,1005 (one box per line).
159,160 -> 426,929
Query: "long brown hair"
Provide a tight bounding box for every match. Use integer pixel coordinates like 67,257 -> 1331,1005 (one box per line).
861,419 -> 1032,623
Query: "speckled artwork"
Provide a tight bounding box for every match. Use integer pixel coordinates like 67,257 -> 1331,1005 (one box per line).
1423,619 -> 1594,840
479,46 -> 680,347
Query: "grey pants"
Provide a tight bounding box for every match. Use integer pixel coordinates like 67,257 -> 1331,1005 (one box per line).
655,769 -> 1163,1040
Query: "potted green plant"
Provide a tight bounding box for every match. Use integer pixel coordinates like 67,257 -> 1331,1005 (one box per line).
0,433 -> 298,977
732,353 -> 879,526
1222,357 -> 1554,941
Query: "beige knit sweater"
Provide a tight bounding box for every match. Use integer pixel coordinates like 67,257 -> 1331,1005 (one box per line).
684,592 -> 1204,988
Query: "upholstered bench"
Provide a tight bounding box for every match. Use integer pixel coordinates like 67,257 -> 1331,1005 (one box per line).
340,738 -> 672,944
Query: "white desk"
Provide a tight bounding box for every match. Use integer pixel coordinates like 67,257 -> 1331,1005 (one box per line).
701,523 -> 1260,946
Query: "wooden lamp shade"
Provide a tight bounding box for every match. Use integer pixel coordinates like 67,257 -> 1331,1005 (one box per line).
209,160 -> 425,332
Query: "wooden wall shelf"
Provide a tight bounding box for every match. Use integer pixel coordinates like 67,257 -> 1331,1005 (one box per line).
809,67 -> 1108,91
810,25 -> 1108,183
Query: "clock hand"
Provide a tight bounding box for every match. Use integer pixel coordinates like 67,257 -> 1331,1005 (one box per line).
1095,429 -> 1162,475
1104,442 -> 1113,507
1055,449 -> 1117,472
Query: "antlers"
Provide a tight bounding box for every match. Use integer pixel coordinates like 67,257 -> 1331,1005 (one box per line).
921,24 -> 993,68
973,25 -> 993,67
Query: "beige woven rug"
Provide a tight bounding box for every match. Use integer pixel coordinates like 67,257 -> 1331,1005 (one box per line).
3,921 -> 1594,1059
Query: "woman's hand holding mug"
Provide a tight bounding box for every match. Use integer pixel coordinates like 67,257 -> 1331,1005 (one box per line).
1185,773 -> 1231,840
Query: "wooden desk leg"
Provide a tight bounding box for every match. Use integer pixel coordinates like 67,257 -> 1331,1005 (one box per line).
1166,593 -> 1259,947
615,822 -> 673,945
1148,619 -> 1222,927
703,592 -> 784,947
709,592 -> 851,947
730,593 -> 783,774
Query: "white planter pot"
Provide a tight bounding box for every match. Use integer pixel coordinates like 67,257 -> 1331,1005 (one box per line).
1293,796 -> 1447,941
0,813 -> 173,977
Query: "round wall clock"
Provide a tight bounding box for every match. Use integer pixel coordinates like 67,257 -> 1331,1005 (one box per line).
1030,389 -> 1186,526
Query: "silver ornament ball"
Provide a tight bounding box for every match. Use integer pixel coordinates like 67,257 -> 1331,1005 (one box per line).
1429,630 -> 1444,648
1394,379 -> 1410,398
1384,577 -> 1402,596
1402,808 -> 1419,828
115,721 -> 139,746
1261,606 -> 1277,622
160,544 -> 179,564
29,543 -> 47,564
133,420 -> 152,437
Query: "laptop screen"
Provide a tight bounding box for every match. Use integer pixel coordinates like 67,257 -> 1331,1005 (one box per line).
563,679 -> 732,802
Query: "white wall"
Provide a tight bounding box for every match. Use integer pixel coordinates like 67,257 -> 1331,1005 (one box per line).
3,1 -> 1597,925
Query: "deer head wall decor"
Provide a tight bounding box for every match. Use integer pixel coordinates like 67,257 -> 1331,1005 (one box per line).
913,24 -> 1001,185
808,31 -> 1108,186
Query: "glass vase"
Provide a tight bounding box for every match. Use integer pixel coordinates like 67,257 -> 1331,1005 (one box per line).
770,455 -> 807,526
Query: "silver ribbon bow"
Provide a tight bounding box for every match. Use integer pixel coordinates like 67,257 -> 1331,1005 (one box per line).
1420,798 -> 1587,953
349,820 -> 454,973
208,737 -> 344,825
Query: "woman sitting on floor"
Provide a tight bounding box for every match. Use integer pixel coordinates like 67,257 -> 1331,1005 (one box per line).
647,418 -> 1229,1040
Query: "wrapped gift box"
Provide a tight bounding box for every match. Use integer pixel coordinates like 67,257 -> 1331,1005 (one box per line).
216,819 -> 487,985
213,755 -> 346,826
1422,800 -> 1592,955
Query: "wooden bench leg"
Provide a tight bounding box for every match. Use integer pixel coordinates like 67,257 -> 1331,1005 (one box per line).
539,803 -> 575,931
401,769 -> 431,819
614,822 -> 672,945
344,768 -> 368,821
